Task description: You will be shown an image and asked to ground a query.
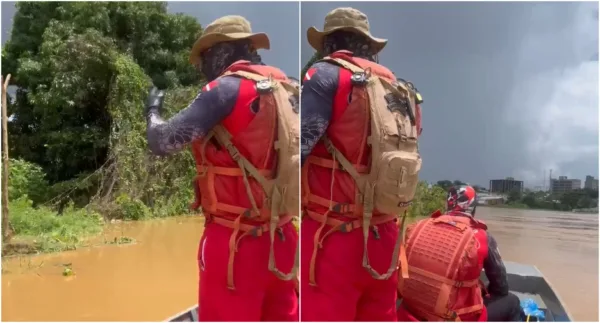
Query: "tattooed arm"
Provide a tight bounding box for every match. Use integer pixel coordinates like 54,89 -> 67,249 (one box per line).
300,62 -> 340,166
483,233 -> 509,296
145,76 -> 241,156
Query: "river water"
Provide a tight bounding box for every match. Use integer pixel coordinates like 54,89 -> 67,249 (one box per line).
1,208 -> 598,321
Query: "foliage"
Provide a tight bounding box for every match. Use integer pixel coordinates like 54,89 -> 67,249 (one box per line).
300,52 -> 322,84
500,188 -> 598,212
89,53 -> 199,219
2,2 -> 204,223
3,2 -> 203,184
436,180 -> 453,191
8,196 -> 103,253
8,158 -> 50,205
507,189 -> 522,203
407,182 -> 447,218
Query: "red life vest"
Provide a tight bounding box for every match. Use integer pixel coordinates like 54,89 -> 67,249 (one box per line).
301,50 -> 398,221
398,210 -> 489,322
190,60 -> 287,224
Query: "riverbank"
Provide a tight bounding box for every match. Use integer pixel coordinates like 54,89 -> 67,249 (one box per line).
3,197 -> 137,257
481,203 -> 599,214
2,181 -> 442,257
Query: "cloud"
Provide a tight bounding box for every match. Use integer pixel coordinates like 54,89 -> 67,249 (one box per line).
506,2 -> 599,187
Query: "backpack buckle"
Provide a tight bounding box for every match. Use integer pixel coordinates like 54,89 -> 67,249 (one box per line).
350,67 -> 371,86
256,77 -> 274,94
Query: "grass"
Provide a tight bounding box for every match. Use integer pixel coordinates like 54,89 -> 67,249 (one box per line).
4,197 -> 105,256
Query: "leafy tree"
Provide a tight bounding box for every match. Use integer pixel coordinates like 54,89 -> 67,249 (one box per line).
436,180 -> 453,191
2,2 -> 202,184
453,180 -> 466,187
522,192 -> 537,208
507,189 -> 522,203
473,185 -> 486,192
7,159 -> 50,206
407,182 -> 447,218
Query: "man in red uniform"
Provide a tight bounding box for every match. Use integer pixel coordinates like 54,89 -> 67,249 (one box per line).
300,7 -> 423,321
145,16 -> 298,321
397,186 -> 522,322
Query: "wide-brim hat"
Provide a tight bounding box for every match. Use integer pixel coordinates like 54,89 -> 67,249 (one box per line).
189,15 -> 270,66
307,7 -> 387,54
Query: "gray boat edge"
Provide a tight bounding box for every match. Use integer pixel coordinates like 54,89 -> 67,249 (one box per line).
165,261 -> 575,321
503,261 -> 575,321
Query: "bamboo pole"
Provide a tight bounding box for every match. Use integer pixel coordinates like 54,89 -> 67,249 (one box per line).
2,74 -> 12,243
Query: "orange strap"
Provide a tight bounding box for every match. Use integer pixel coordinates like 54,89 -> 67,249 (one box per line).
206,214 -> 293,290
306,155 -> 369,173
197,165 -> 274,177
307,194 -> 358,214
305,210 -> 397,286
409,266 -> 480,288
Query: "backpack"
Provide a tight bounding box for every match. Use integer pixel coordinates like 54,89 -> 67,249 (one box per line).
316,51 -> 423,280
399,211 -> 486,321
210,62 -> 300,282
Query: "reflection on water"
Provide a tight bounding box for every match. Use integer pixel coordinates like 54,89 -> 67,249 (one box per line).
1,209 -> 598,321
477,208 -> 598,321
1,216 -> 205,322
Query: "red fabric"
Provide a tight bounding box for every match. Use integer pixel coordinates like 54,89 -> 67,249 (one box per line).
300,217 -> 398,321
198,222 -> 298,321
191,62 -> 288,223
221,78 -> 258,137
398,214 -> 490,321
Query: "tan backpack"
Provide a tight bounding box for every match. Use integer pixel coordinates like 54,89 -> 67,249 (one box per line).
317,52 -> 422,280
210,65 -> 300,282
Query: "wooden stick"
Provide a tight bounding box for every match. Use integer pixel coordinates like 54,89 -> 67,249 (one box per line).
2,74 -> 12,243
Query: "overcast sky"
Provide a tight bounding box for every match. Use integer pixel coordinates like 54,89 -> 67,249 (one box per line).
2,2 -> 598,188
303,2 -> 598,188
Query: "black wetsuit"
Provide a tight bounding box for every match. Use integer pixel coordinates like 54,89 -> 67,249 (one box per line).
145,76 -> 241,155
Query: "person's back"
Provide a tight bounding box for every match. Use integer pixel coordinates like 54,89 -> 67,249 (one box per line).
300,7 -> 424,321
145,15 -> 299,321
397,186 -> 522,322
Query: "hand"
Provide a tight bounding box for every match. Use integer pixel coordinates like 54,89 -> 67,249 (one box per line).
145,86 -> 165,116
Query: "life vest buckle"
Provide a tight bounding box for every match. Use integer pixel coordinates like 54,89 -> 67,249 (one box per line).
338,221 -> 356,233
256,78 -> 274,94
249,225 -> 264,237
331,203 -> 350,214
350,68 -> 371,86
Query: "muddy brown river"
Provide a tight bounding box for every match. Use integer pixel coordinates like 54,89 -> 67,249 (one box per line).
1,208 -> 598,321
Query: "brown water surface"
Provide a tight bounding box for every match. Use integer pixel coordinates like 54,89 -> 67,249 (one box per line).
477,207 -> 598,321
1,209 -> 598,321
1,216 -> 205,321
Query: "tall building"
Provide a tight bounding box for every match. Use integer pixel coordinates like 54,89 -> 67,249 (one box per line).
550,176 -> 581,194
584,175 -> 599,191
489,177 -> 523,194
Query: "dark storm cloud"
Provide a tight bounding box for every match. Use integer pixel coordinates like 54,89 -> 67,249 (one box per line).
301,2 -> 599,187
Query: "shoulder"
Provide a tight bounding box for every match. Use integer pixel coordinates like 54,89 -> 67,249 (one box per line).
304,61 -> 341,82
203,75 -> 242,93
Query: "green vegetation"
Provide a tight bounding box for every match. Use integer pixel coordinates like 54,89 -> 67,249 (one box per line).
407,182 -> 447,218
2,2 -> 204,255
496,188 -> 599,212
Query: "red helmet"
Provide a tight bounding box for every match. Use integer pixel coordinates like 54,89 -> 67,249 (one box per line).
447,185 -> 477,215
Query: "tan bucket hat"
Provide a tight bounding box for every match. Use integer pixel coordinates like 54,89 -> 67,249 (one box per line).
307,7 -> 387,54
189,15 -> 270,66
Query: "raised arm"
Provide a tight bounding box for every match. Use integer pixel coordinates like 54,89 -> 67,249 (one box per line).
145,76 -> 241,156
